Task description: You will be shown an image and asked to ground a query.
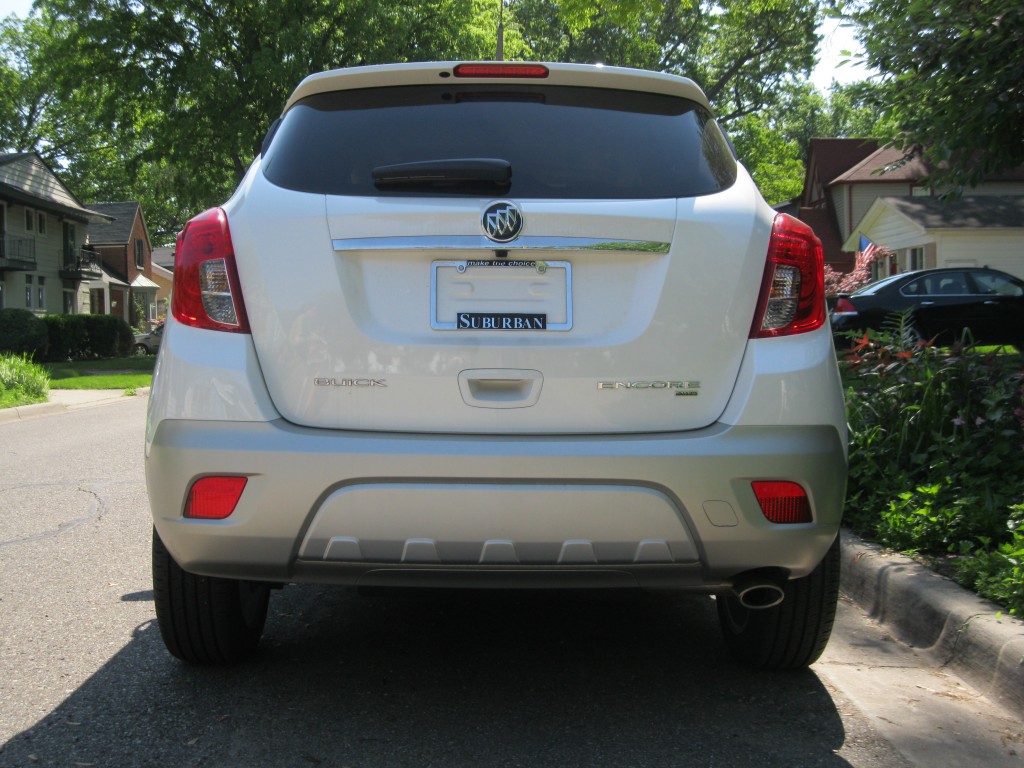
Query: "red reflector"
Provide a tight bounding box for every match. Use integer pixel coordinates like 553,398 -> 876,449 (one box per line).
453,63 -> 549,78
752,481 -> 812,524
185,476 -> 247,520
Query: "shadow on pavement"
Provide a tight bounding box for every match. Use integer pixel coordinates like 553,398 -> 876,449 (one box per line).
2,587 -> 854,767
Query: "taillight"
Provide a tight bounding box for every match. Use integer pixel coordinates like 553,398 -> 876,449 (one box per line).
750,214 -> 825,338
172,208 -> 250,333
184,476 -> 247,520
832,297 -> 858,316
453,63 -> 549,78
752,481 -> 812,524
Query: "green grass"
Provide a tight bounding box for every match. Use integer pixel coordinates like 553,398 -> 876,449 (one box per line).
0,353 -> 50,408
44,357 -> 155,390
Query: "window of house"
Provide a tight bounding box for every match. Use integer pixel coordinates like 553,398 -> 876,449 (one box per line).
25,275 -> 33,306
134,238 -> 145,269
37,276 -> 46,309
25,208 -> 34,233
63,288 -> 76,314
909,247 -> 925,271
37,211 -> 46,235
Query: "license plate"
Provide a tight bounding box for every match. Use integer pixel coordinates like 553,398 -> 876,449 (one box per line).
431,259 -> 572,331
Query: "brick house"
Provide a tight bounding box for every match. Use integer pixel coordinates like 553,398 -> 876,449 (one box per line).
86,201 -> 160,329
789,139 -> 1024,279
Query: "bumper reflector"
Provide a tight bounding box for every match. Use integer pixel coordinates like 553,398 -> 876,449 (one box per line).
752,481 -> 812,524
185,476 -> 247,520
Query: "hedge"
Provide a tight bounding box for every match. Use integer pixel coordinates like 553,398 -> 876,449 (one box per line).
0,308 -> 49,359
0,312 -> 135,361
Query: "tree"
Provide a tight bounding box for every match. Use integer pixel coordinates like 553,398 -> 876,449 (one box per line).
5,0 -> 499,243
848,0 -> 1024,192
514,0 -> 821,123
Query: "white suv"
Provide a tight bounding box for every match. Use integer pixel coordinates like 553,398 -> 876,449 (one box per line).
146,62 -> 847,668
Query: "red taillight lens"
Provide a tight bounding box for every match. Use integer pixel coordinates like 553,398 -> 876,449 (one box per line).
453,63 -> 549,78
185,476 -> 248,520
833,297 -> 858,316
750,214 -> 825,338
172,208 -> 250,333
752,481 -> 812,524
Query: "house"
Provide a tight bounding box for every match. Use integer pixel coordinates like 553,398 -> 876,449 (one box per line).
151,261 -> 173,319
793,139 -> 1024,280
86,201 -> 160,329
0,152 -> 109,314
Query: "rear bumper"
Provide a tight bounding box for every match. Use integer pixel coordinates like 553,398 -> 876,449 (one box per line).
146,419 -> 846,590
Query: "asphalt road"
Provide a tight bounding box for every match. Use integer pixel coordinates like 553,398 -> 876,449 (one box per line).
1,397 -> 1020,767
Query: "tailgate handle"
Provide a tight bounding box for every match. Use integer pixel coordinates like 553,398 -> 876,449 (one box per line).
458,369 -> 543,409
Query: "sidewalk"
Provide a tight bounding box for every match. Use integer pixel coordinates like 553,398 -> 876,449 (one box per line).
840,529 -> 1024,720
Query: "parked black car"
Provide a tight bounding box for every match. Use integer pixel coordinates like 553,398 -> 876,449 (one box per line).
831,267 -> 1024,349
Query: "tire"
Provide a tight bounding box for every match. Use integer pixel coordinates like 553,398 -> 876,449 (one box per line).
717,535 -> 840,670
133,343 -> 149,356
152,528 -> 270,664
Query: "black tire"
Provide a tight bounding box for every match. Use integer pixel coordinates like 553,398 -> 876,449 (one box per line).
717,535 -> 840,670
133,343 -> 149,356
152,528 -> 270,664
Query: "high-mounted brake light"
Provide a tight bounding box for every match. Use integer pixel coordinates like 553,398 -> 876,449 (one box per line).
453,63 -> 550,78
185,476 -> 248,520
172,208 -> 250,333
752,481 -> 812,524
750,214 -> 825,338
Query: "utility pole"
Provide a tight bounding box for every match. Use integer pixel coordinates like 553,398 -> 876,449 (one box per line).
496,0 -> 504,61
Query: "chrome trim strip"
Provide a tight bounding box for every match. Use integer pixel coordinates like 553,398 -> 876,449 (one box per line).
332,235 -> 670,253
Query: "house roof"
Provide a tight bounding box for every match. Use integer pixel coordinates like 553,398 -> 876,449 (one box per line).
833,145 -> 1024,185
0,152 -> 111,223
131,274 -> 160,290
87,201 -> 145,245
801,139 -> 880,204
840,195 -> 1024,251
883,195 -> 1024,229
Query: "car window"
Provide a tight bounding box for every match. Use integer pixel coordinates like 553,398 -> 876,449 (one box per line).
971,272 -> 1024,297
853,273 -> 907,295
900,272 -> 969,296
262,84 -> 737,199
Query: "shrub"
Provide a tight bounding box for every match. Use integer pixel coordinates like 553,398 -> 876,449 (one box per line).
43,314 -> 88,361
80,314 -> 134,358
0,351 -> 50,402
0,308 -> 49,359
841,314 -> 1024,613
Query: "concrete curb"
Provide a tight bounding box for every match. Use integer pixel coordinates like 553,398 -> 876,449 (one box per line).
0,387 -> 149,424
840,528 -> 1024,720
0,400 -> 65,424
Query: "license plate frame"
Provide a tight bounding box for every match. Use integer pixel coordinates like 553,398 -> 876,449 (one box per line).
431,259 -> 573,331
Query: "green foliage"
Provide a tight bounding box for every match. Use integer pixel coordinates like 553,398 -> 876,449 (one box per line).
729,113 -> 805,205
514,0 -> 820,123
0,351 -> 50,406
847,0 -> 1024,193
0,307 -> 49,359
42,313 -> 88,361
36,313 -> 133,360
955,507 -> 1024,616
841,317 -> 1024,613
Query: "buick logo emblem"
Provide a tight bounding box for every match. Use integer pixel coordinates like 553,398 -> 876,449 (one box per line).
482,202 -> 523,243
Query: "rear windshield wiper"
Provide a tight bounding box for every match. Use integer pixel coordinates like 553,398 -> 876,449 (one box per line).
372,158 -> 511,190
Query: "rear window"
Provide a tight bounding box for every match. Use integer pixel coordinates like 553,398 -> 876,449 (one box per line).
261,84 -> 737,199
